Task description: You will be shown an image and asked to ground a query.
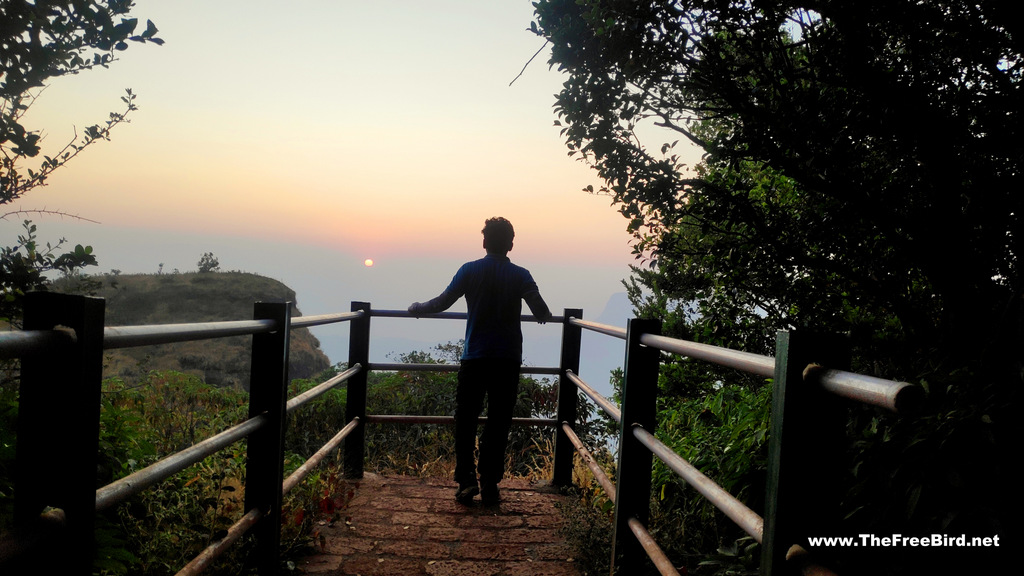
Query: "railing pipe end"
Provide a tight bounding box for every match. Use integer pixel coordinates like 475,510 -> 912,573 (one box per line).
806,364 -> 924,414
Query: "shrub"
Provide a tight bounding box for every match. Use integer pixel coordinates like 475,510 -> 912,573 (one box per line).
360,344 -> 564,479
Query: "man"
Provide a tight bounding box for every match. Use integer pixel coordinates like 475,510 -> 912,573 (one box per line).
408,217 -> 552,505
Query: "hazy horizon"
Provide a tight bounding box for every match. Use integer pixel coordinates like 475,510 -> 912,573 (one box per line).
1,0 -> 692,395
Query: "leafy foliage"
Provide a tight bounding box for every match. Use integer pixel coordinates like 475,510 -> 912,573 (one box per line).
93,372 -> 253,575
533,1 -> 1019,573
564,369 -> 770,576
1,0 -> 162,331
2,0 -> 162,205
648,385 -> 771,574
0,220 -> 98,326
534,0 -> 1021,367
285,370 -> 350,459
91,370 -> 352,575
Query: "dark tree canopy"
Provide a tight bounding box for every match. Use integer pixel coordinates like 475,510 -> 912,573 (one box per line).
534,0 -> 1022,377
534,2 -> 1019,572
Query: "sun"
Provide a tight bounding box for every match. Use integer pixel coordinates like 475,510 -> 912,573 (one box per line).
364,258 -> 374,267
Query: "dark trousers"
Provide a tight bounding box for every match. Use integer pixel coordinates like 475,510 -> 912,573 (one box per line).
454,357 -> 520,487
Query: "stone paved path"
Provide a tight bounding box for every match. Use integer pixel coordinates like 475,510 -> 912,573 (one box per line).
295,474 -> 582,576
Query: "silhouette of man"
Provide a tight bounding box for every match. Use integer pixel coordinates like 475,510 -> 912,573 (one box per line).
408,217 -> 552,505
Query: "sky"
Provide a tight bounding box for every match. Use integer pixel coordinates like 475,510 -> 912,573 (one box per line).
2,0 -> 702,391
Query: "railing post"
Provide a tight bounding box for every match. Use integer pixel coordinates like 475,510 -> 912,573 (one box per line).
344,301 -> 371,479
610,318 -> 661,574
244,301 -> 291,576
762,331 -> 848,576
553,308 -> 583,487
14,292 -> 104,574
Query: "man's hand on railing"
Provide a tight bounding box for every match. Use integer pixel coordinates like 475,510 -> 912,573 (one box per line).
408,302 -> 424,317
524,291 -> 551,324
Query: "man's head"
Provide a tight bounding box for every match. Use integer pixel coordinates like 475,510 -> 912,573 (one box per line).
482,217 -> 514,254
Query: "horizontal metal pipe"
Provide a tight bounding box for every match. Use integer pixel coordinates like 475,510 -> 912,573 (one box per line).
286,364 -> 362,414
627,517 -> 682,576
103,319 -> 276,349
566,370 -> 621,423
282,418 -> 361,495
95,415 -> 268,512
639,333 -> 775,378
363,414 -> 557,427
521,366 -> 562,375
290,310 -> 364,328
374,309 -> 468,319
371,309 -> 562,323
809,366 -> 923,414
367,362 -> 560,375
569,317 -> 627,340
175,507 -> 263,576
632,425 -> 764,543
0,329 -> 72,359
561,423 -> 616,501
368,362 -> 460,372
176,421 -> 360,575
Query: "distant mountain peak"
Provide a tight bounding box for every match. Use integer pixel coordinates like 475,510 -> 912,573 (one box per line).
594,292 -> 634,326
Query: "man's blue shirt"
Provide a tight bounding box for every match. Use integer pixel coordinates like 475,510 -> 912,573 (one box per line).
414,254 -> 547,360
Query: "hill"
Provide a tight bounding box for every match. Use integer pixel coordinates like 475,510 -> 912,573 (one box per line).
58,271 -> 332,389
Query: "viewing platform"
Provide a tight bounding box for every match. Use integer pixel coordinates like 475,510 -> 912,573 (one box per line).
1,296 -> 924,575
297,474 -> 581,576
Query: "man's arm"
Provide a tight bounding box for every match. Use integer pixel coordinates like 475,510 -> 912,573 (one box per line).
408,288 -> 461,316
408,269 -> 465,316
523,290 -> 552,324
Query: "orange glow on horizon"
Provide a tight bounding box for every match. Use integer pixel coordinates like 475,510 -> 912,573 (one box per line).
5,0 -> 661,280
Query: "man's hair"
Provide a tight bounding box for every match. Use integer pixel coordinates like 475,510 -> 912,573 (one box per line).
482,217 -> 515,253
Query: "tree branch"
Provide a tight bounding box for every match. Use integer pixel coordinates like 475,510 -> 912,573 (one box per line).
509,40 -> 549,87
0,208 -> 101,224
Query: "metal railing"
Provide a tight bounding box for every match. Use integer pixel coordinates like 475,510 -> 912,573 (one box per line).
1,293 -> 363,575
0,298 -> 567,575
339,304 -> 561,478
1,294 -> 923,576
559,316 -> 922,576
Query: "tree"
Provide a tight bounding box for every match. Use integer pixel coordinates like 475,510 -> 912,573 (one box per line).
2,0 -> 163,207
533,0 -> 1021,365
1,1 -> 162,323
533,1 -> 1019,573
197,252 -> 220,273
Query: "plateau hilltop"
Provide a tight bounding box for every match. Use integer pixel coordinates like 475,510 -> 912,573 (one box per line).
58,271 -> 332,389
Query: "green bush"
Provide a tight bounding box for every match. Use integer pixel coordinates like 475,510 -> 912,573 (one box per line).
360,344 -> 566,479
96,373 -> 251,575
561,369 -> 770,576
94,370 -> 345,575
285,368 -> 349,459
648,384 -> 770,575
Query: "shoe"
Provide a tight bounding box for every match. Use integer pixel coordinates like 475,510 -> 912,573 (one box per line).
455,483 -> 479,505
481,483 -> 500,506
